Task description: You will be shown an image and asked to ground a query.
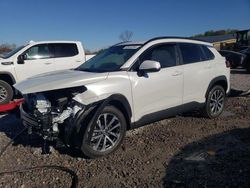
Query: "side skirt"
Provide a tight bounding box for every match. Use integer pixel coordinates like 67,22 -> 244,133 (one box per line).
131,102 -> 204,129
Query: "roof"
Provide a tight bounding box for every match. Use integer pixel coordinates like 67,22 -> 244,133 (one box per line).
193,34 -> 236,43
27,40 -> 81,45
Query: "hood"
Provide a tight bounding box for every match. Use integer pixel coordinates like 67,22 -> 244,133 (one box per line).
14,70 -> 108,94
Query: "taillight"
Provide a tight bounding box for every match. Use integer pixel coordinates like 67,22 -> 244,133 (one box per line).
226,60 -> 231,68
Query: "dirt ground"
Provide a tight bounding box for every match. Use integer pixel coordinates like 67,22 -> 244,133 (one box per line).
0,69 -> 250,188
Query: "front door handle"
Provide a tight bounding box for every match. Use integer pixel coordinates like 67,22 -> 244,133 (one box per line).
1,62 -> 13,65
44,62 -> 52,65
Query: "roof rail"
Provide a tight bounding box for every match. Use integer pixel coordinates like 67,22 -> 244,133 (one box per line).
144,36 -> 210,45
111,37 -> 211,48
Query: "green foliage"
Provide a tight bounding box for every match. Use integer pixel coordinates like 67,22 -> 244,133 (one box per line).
193,29 -> 238,37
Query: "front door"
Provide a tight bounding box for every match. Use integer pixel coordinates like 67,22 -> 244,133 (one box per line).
128,43 -> 183,122
15,43 -> 56,81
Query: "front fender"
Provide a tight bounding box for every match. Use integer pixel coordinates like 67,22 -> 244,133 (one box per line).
66,94 -> 132,148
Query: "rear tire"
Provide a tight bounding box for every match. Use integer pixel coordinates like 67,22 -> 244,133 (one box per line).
80,105 -> 127,158
202,85 -> 226,119
0,80 -> 13,105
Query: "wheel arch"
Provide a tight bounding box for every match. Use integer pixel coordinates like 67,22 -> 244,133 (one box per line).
67,94 -> 132,148
0,72 -> 16,85
106,94 -> 132,130
206,76 -> 228,98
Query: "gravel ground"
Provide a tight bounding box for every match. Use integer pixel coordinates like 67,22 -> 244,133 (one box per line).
0,69 -> 249,188
231,69 -> 250,91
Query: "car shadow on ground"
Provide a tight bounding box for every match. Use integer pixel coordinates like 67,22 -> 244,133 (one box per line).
229,88 -> 250,97
231,69 -> 249,75
0,113 -> 43,148
181,87 -> 249,118
0,113 -> 84,157
163,128 -> 250,188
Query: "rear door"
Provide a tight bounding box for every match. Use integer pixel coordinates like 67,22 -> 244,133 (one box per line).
128,43 -> 183,122
178,43 -> 212,104
15,43 -> 56,80
49,43 -> 83,71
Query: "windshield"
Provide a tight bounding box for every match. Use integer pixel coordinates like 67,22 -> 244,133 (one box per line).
77,45 -> 141,72
2,45 -> 26,59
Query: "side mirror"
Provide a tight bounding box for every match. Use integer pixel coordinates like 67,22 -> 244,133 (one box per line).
17,54 -> 25,64
139,60 -> 161,73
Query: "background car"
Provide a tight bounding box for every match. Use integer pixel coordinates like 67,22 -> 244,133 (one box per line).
219,50 -> 246,69
0,41 -> 89,105
240,46 -> 250,72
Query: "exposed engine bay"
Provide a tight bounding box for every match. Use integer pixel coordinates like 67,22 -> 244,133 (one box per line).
21,87 -> 86,142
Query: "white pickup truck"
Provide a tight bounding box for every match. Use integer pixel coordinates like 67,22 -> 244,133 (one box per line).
0,41 -> 91,104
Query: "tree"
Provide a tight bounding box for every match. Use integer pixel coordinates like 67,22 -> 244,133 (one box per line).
119,30 -> 133,42
192,29 -> 238,37
0,43 -> 16,54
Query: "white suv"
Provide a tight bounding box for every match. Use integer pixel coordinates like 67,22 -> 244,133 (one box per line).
15,37 -> 230,158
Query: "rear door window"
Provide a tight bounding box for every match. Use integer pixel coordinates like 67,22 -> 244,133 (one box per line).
50,43 -> 79,58
179,43 -> 206,64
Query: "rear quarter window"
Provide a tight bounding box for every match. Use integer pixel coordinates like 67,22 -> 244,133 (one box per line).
179,43 -> 206,64
201,45 -> 215,60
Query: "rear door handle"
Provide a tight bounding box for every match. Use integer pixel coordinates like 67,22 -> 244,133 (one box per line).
44,62 -> 52,65
172,71 -> 182,76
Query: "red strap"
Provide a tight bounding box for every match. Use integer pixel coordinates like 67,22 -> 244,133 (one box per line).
0,98 -> 24,112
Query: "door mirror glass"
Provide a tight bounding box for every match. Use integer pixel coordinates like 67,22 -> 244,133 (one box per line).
17,54 -> 25,64
139,60 -> 161,72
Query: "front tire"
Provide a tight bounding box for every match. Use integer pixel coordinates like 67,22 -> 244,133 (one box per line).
80,105 -> 127,158
0,80 -> 13,105
202,85 -> 226,119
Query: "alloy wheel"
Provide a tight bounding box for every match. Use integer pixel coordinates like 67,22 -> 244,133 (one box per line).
90,113 -> 121,152
0,85 -> 8,103
209,89 -> 225,116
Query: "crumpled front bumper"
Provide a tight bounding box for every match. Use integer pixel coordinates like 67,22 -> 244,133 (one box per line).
20,104 -> 40,128
20,104 -> 54,139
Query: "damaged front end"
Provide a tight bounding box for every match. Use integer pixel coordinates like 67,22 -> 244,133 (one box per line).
20,87 -> 87,144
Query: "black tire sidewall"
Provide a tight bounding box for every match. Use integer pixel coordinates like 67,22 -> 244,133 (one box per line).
205,85 -> 226,119
80,105 -> 127,158
0,80 -> 13,105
